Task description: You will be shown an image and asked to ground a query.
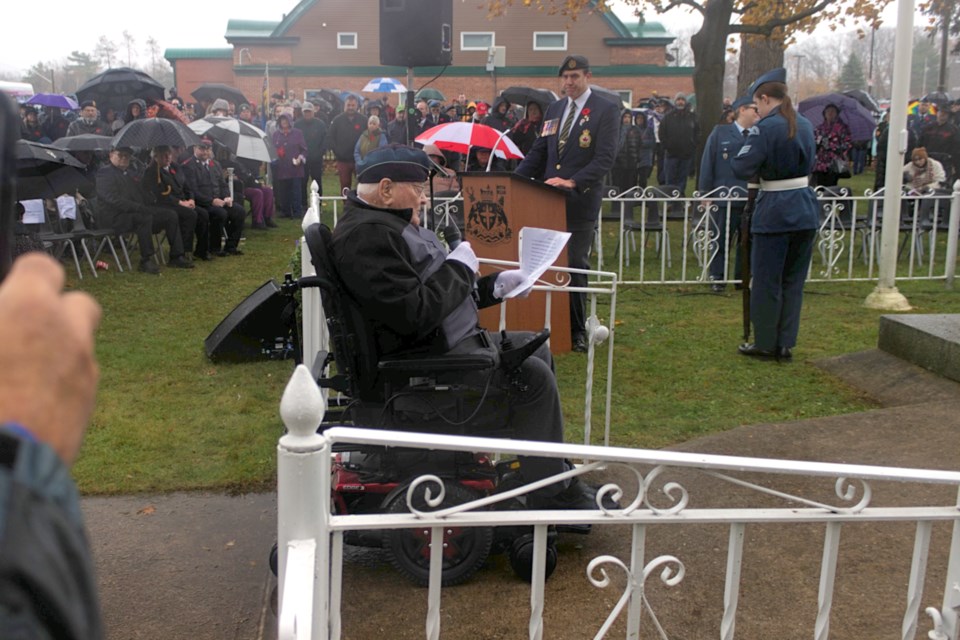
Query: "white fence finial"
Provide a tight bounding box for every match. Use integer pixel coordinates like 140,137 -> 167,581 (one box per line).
280,364 -> 326,450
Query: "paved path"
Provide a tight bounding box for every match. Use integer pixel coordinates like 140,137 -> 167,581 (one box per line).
84,350 -> 960,639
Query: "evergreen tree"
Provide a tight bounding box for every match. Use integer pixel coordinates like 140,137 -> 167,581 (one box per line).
837,52 -> 867,91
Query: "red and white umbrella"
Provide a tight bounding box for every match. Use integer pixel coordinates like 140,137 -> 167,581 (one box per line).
416,122 -> 524,160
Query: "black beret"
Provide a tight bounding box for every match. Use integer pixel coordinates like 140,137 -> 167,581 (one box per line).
80,100 -> 97,110
357,144 -> 431,184
558,55 -> 590,76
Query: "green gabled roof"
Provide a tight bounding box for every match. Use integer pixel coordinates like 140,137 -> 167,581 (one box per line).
273,0 -> 313,37
624,20 -> 674,40
164,48 -> 233,60
225,19 -> 282,39
594,1 -> 633,38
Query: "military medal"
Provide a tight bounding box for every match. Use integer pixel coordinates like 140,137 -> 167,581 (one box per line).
579,129 -> 591,148
723,152 -> 728,160
542,118 -> 559,136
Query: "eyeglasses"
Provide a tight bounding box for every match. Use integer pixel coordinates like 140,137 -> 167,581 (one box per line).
747,106 -> 759,112
405,182 -> 429,198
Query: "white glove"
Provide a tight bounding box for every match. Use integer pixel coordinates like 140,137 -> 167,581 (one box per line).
446,241 -> 478,273
493,269 -> 531,299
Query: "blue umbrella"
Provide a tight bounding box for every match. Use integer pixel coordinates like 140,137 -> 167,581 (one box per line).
798,93 -> 878,143
362,77 -> 407,93
26,93 -> 80,110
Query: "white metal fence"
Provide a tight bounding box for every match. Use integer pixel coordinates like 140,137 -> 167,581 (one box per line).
596,184 -> 960,286
313,183 -> 960,288
276,364 -> 960,640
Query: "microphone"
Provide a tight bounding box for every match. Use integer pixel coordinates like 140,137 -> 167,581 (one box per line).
442,223 -> 462,250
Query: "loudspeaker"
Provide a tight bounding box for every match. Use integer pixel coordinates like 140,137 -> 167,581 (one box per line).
380,0 -> 453,68
204,279 -> 294,362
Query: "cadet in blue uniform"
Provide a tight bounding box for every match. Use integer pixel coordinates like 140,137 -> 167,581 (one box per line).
730,68 -> 819,361
515,54 -> 620,352
698,95 -> 760,291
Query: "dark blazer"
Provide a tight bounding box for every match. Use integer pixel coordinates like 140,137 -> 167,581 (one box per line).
514,91 -> 619,231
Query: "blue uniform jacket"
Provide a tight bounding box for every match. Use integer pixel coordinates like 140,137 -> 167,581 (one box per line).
731,106 -> 820,234
698,123 -> 749,196
515,91 -> 620,231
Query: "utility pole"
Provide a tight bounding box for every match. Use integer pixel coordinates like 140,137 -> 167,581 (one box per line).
793,54 -> 805,102
868,27 -> 876,95
938,1 -> 951,93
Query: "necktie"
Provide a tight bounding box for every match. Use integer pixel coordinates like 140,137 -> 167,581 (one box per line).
743,128 -> 750,139
558,99 -> 577,154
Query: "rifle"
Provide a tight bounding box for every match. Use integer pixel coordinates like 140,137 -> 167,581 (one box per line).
740,181 -> 759,343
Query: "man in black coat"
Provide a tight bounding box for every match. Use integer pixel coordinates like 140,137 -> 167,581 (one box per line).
515,54 -> 620,352
96,146 -> 192,273
142,146 -> 200,264
327,96 -> 366,193
659,92 -> 700,198
295,101 -> 328,201
179,137 -> 245,257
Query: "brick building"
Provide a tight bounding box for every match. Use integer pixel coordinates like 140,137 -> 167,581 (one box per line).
165,0 -> 693,113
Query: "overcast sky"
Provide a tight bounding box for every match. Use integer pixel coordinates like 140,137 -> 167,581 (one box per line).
0,0 -> 902,77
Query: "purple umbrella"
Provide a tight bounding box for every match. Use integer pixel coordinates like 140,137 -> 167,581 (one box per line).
26,93 -> 80,110
798,93 -> 878,143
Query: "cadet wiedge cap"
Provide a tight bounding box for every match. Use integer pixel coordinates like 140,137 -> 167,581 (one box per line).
356,144 -> 431,184
732,95 -> 754,111
748,67 -> 787,98
558,55 -> 590,76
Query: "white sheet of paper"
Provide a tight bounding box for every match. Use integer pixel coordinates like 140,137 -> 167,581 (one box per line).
505,227 -> 571,298
20,199 -> 44,224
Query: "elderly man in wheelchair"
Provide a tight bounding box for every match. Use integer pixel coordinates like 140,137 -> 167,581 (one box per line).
293,145 -> 615,584
317,144 -> 608,511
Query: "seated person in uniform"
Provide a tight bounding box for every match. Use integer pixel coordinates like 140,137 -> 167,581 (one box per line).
328,144 -> 608,510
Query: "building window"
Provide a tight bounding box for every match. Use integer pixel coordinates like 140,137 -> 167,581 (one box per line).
338,33 -> 357,49
533,32 -> 567,51
461,32 -> 494,51
616,90 -> 633,107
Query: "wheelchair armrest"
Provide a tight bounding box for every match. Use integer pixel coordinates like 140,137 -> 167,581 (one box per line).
378,354 -> 495,374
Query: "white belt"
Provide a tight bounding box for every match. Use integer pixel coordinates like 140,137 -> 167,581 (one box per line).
760,177 -> 809,192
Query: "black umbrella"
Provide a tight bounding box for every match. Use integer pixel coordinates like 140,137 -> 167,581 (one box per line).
500,86 -> 558,112
191,83 -> 250,107
16,140 -> 85,168
111,117 -> 201,149
53,134 -> 114,152
15,140 -> 89,200
922,91 -> 952,105
842,89 -> 882,115
76,67 -> 165,115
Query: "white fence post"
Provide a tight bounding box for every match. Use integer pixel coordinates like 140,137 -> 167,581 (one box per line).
278,364 -> 330,640
945,180 -> 960,289
300,185 -> 326,375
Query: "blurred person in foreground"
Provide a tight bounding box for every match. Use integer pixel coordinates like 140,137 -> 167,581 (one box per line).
0,253 -> 104,639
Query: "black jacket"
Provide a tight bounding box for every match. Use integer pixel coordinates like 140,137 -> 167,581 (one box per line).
659,107 -> 700,158
96,164 -> 148,219
179,156 -> 227,207
330,193 -> 498,358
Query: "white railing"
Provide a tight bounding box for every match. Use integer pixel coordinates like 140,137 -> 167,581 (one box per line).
276,364 -> 960,640
307,181 -> 960,289
299,183 -> 620,446
597,183 -> 960,286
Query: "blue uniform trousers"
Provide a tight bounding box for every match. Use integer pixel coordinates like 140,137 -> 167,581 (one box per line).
750,229 -> 816,350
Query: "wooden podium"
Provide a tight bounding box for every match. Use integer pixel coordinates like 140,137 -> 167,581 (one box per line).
459,172 -> 572,353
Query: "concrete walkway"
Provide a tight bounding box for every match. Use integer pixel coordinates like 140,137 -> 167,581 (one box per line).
84,349 -> 960,639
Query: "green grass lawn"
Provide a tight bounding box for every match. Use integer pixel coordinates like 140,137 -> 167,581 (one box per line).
66,170 -> 960,495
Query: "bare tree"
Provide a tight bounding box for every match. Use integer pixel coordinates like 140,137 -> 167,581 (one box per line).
122,30 -> 136,67
94,36 -> 117,69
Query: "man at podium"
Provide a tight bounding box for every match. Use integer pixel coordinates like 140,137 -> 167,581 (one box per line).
515,54 -> 619,352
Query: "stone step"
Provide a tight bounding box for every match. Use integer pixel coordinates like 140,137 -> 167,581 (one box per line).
878,313 -> 960,383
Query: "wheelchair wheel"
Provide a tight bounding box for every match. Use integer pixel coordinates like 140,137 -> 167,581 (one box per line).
383,481 -> 493,587
508,532 -> 558,583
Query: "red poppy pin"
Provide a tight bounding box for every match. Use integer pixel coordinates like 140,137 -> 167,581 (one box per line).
277,146 -> 286,158
355,124 -> 361,130
579,108 -> 591,126
581,108 -> 590,117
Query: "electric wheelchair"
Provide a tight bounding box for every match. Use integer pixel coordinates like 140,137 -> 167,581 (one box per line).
270,222 -> 592,586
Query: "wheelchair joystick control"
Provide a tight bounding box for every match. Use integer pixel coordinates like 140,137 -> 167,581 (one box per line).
498,328 -> 551,393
